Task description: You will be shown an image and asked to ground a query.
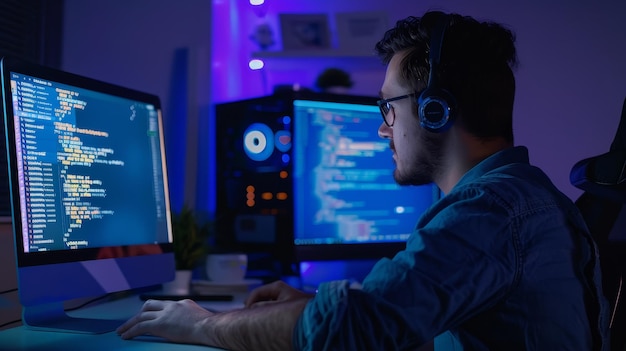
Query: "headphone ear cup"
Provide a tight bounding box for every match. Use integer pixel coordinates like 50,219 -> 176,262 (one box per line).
417,87 -> 456,133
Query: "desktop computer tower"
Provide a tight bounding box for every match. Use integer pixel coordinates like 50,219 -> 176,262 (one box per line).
214,93 -> 296,275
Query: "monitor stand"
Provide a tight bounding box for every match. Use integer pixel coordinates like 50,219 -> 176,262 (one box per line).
22,302 -> 125,334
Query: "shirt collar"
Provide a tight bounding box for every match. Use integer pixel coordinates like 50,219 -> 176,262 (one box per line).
453,146 -> 530,191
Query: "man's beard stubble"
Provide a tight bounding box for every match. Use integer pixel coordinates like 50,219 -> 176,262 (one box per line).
392,130 -> 444,186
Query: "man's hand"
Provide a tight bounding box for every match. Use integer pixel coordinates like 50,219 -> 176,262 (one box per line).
244,280 -> 315,308
118,281 -> 314,351
117,299 -> 214,345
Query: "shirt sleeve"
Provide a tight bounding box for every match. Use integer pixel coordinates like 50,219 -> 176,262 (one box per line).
293,185 -> 520,350
294,279 -> 428,350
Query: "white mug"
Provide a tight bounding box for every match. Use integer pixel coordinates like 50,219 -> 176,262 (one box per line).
205,253 -> 247,283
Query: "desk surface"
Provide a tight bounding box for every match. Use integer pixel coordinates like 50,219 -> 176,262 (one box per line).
0,294 -> 242,351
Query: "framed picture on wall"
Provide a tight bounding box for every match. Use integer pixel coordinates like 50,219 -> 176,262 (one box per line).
335,11 -> 389,55
279,13 -> 331,51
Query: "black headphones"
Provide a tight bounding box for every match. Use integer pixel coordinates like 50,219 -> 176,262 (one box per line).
417,14 -> 457,133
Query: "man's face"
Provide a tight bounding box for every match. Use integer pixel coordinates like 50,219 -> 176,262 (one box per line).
378,51 -> 444,186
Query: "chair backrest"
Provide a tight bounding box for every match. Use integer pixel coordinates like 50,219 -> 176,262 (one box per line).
571,96 -> 626,351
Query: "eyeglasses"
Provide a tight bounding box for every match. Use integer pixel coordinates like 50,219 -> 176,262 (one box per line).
376,93 -> 415,127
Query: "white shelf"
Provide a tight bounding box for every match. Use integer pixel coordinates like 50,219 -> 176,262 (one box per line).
251,50 -> 378,59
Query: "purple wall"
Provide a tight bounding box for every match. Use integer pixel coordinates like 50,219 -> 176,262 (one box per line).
62,0 -> 626,211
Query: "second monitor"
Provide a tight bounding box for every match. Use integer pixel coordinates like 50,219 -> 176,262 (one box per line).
292,96 -> 438,261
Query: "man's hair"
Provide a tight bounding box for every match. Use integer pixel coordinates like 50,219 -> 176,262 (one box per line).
375,11 -> 518,142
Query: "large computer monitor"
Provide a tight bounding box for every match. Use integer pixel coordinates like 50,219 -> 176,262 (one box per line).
292,97 -> 439,261
0,56 -> 175,333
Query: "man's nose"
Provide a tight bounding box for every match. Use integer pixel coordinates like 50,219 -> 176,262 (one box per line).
378,122 -> 392,139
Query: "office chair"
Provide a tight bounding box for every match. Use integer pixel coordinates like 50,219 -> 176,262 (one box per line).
570,96 -> 626,351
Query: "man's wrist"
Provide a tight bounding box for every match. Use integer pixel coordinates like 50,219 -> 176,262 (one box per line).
196,312 -> 222,348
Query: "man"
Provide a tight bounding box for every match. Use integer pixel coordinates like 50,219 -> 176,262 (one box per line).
117,11 -> 609,350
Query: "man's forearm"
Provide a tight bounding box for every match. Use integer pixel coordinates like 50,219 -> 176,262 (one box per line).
201,298 -> 311,351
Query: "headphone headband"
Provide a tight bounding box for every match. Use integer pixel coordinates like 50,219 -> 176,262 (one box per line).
417,14 -> 457,133
427,15 -> 448,87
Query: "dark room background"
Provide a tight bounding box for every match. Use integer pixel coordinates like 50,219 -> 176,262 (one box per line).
57,0 -> 626,215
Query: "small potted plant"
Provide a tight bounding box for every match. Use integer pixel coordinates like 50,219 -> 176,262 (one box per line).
164,205 -> 212,294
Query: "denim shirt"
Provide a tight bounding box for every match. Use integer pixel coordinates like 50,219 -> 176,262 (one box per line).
293,146 -> 609,350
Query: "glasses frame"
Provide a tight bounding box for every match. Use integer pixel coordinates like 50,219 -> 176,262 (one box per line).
376,93 -> 415,127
